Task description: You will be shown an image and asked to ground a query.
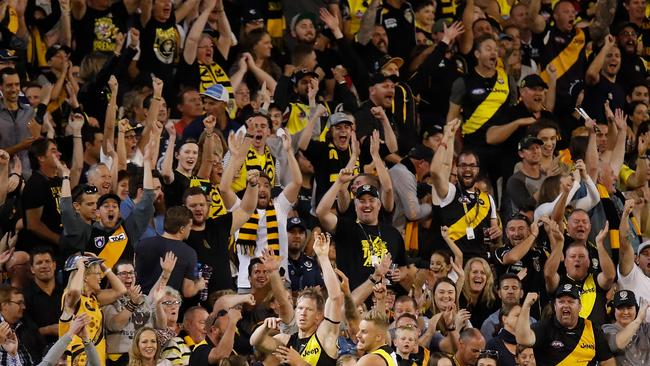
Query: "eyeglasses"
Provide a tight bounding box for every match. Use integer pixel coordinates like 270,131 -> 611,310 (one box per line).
457,163 -> 479,169
116,271 -> 136,277
8,300 -> 25,307
162,300 -> 182,306
479,350 -> 499,360
621,31 -> 637,37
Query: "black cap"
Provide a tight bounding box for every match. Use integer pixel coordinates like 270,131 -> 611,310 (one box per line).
290,12 -> 317,30
0,49 -> 17,62
519,74 -> 548,89
291,69 -> 319,85
369,73 -> 398,86
45,44 -> 72,61
356,184 -> 379,199
612,290 -> 638,308
555,283 -> 581,300
287,216 -> 307,231
408,145 -> 434,161
422,124 -> 444,139
518,135 -> 543,151
614,21 -> 640,36
97,193 -> 121,207
241,7 -> 264,23
373,54 -> 404,73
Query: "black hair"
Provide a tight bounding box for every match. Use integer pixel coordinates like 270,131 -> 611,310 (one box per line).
182,186 -> 208,204
29,246 -> 54,265
0,67 -> 18,83
497,273 -> 522,289
28,138 -> 54,171
248,257 -> 264,277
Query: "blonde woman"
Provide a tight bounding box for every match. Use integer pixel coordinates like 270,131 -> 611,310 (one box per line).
460,257 -> 497,327
129,326 -> 172,366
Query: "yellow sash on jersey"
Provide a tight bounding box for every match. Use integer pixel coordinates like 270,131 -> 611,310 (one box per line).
232,146 -> 275,192
198,62 -> 233,94
540,28 -> 585,83
372,347 -> 397,366
462,68 -> 509,135
6,7 -> 18,34
557,319 -> 596,365
97,225 -> 129,270
327,143 -> 359,182
578,273 -> 597,319
299,333 -> 326,365
447,191 -> 491,241
27,26 -> 48,68
286,102 -> 311,134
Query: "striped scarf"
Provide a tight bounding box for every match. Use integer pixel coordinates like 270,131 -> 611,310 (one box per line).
233,203 -> 279,257
246,146 -> 275,185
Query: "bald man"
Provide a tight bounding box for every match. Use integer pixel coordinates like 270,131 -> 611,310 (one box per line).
6,251 -> 31,289
454,328 -> 486,366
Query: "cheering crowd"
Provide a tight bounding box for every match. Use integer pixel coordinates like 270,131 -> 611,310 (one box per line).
0,0 -> 649,364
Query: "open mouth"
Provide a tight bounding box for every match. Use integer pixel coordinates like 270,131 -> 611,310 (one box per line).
107,214 -> 115,221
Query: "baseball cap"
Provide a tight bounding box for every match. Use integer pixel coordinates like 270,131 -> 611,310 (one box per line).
374,54 -> 404,73
241,7 -> 264,23
408,145 -> 434,161
290,12 -> 317,31
369,73 -> 398,86
64,254 -> 105,272
46,44 -> 72,61
519,74 -> 548,90
0,49 -> 17,62
499,33 -> 514,41
356,184 -> 379,199
638,240 -> 650,255
328,112 -> 354,127
287,216 -> 307,231
201,84 -> 229,103
555,283 -> 581,300
97,193 -> 121,207
518,135 -> 543,151
291,69 -> 319,85
422,124 -> 444,140
611,290 -> 638,308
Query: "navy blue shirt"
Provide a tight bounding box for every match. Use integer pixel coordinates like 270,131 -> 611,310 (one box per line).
288,253 -> 324,291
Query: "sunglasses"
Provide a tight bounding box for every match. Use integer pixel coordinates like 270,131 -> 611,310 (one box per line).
479,350 -> 499,360
162,300 -> 182,306
72,185 -> 99,202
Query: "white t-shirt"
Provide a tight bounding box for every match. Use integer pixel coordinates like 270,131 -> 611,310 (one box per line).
618,264 -> 650,322
233,192 -> 292,289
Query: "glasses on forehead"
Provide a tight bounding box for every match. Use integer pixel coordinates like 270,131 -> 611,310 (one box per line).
479,350 -> 499,360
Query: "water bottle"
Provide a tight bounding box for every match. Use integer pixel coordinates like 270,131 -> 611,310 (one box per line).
200,264 -> 213,301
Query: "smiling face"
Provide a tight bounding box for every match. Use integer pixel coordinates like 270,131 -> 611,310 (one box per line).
434,281 -> 456,312
356,320 -> 383,353
506,219 -> 530,246
468,261 -> 487,294
631,103 -> 649,126
456,153 -> 480,189
516,347 -> 535,365
137,329 -> 158,360
615,305 -> 637,327
355,195 -> 381,225
519,143 -> 542,165
31,253 -> 55,282
617,26 -> 638,54
116,263 -> 136,289
554,296 -> 581,328
175,142 -> 199,173
625,0 -> 647,20
536,127 -> 558,158
630,85 -> 650,105
293,19 -> 316,43
1,73 -> 21,103
371,26 -> 389,53
88,164 -> 112,195
567,211 -> 591,242
553,1 -> 576,33
565,245 -> 590,279
430,253 -> 450,280
249,262 -> 269,289
116,178 -> 129,200
254,33 -> 273,59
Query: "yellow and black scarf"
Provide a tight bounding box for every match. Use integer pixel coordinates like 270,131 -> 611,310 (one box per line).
327,142 -> 359,182
232,146 -> 276,192
233,203 -> 279,256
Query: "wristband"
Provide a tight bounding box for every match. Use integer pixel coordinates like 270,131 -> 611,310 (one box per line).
369,275 -> 380,285
62,176 -> 70,180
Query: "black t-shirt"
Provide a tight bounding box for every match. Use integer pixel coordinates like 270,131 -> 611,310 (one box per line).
138,14 -> 179,82
582,76 -> 625,124
163,170 -> 193,208
134,236 -> 198,294
334,217 -> 406,290
186,213 -> 235,293
176,50 -> 230,93
71,2 -> 130,63
376,1 -> 416,60
23,280 -> 63,344
20,171 -> 63,249
189,336 -> 215,366
532,317 -> 613,366
302,140 -> 353,204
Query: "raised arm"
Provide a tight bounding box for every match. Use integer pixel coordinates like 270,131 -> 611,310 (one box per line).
370,107 -> 398,154
298,105 -> 327,151
64,259 -> 86,313
486,117 -> 536,145
542,218 -> 564,292
103,76 -> 118,154
585,35 -> 615,86
584,118 -> 600,181
589,0 -> 616,43
370,130 -> 393,212
515,292 -> 538,347
356,0 -> 380,45
231,170 -> 259,234
0,151 -> 9,205
614,299 -> 648,350
316,168 -> 355,232
595,221 -> 615,290
69,113 -> 84,187
431,119 -> 460,200
245,54 -> 277,93
280,131 -> 303,203
610,109 -> 628,175
618,200 -> 636,277
137,78 -> 164,153
528,0 -> 547,34
219,132 -> 253,209
212,0 -> 232,58
502,220 -> 539,265
259,250 -> 293,325
97,260 -> 128,305
315,233 -> 343,353
458,0 -> 475,54
160,122 -> 177,185
208,308 -> 240,363
174,0 -> 199,23
183,0 -> 216,65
